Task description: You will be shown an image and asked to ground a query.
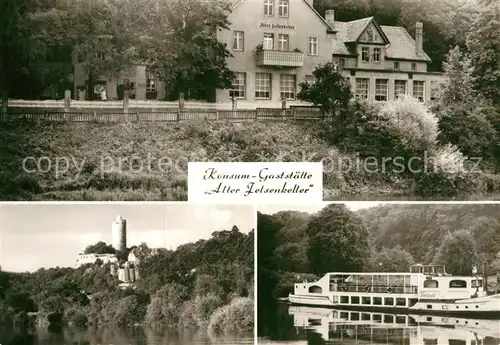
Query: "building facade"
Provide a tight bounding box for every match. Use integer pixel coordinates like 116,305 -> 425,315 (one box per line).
331,15 -> 447,102
216,0 -> 335,107
75,253 -> 117,268
217,0 -> 447,106
73,64 -> 166,101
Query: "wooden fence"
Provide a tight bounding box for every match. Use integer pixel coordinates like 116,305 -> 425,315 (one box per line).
0,107 -> 322,124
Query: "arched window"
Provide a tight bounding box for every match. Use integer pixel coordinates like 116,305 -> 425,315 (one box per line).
449,280 -> 467,288
309,285 -> 323,293
423,280 -> 439,288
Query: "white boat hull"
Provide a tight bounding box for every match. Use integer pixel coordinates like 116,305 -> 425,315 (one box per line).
288,293 -> 500,317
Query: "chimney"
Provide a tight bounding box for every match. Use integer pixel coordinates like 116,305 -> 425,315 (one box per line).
325,9 -> 335,28
415,22 -> 423,54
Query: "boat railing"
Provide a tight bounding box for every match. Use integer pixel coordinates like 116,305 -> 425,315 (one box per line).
331,285 -> 418,294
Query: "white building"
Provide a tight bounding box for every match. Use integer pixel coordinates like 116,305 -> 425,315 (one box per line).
75,253 -> 118,268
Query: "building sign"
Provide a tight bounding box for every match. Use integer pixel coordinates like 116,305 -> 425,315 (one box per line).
419,292 -> 437,298
260,22 -> 295,30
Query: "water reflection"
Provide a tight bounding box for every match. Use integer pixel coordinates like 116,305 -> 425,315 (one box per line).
259,304 -> 500,345
0,326 -> 254,345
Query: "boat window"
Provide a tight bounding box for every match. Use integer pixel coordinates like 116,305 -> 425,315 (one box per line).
423,279 -> 439,288
361,313 -> 371,321
396,316 -> 406,324
309,285 -> 323,293
340,296 -> 349,304
373,297 -> 382,305
384,297 -> 394,306
471,279 -> 483,288
351,296 -> 360,304
362,296 -> 371,305
340,312 -> 348,319
384,315 -> 394,323
396,298 -> 406,306
350,312 -> 360,321
449,280 -> 467,288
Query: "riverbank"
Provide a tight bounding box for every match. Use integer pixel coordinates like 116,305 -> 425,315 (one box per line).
1,120 -> 498,200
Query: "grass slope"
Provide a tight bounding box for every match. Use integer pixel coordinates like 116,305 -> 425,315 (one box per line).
0,120 -> 494,201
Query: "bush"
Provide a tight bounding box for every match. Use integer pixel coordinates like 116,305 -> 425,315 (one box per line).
208,297 -> 253,334
378,95 -> 439,153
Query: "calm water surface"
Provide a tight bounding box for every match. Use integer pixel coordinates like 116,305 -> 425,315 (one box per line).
258,303 -> 500,344
0,327 -> 254,345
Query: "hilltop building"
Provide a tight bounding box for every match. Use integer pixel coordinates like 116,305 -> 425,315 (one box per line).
112,214 -> 127,252
216,0 -> 447,106
75,214 -> 162,284
75,253 -> 117,268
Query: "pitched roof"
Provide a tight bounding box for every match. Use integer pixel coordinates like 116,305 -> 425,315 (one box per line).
232,0 -> 336,33
332,18 -> 432,62
346,17 -> 374,42
381,25 -> 431,62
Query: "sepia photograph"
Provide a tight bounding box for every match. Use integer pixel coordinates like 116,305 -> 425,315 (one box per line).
0,203 -> 255,345
257,203 -> 500,344
1,0 -> 499,201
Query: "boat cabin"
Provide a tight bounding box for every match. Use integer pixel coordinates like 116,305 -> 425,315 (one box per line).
410,264 -> 447,276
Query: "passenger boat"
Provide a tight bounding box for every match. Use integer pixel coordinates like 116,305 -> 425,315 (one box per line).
288,306 -> 500,343
288,264 -> 500,317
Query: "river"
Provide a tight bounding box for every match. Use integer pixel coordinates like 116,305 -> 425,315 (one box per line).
258,303 -> 500,345
0,327 -> 254,345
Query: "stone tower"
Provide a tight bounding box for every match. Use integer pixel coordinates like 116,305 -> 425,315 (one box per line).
111,214 -> 127,251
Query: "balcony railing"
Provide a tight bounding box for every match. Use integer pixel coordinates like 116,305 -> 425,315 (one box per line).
255,49 -> 304,68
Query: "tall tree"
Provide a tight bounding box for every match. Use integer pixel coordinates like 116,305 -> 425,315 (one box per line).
306,204 -> 369,274
141,0 -> 234,101
433,229 -> 478,275
466,3 -> 500,106
436,46 -> 498,160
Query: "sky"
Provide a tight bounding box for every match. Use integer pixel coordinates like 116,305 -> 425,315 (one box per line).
0,203 -> 254,272
257,202 -> 382,215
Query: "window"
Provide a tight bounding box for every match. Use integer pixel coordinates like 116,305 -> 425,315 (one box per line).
413,80 -> 425,102
280,74 -> 296,100
355,78 -> 369,99
255,73 -> 272,99
411,62 -> 417,71
278,0 -> 289,17
394,61 -> 400,70
396,298 -> 406,306
361,313 -> 371,321
264,0 -> 274,15
340,296 -> 349,304
233,31 -> 244,51
305,75 -> 316,84
351,296 -> 360,304
384,297 -> 394,306
430,80 -> 440,101
263,33 -> 274,50
231,72 -> 246,99
394,80 -> 407,99
471,279 -> 483,288
308,37 -> 318,55
375,79 -> 388,101
373,297 -> 382,305
146,74 -> 156,93
362,47 -> 369,62
423,279 -> 438,288
449,280 -> 467,288
373,48 -> 381,62
362,296 -> 371,305
278,34 -> 289,51
339,58 -> 345,68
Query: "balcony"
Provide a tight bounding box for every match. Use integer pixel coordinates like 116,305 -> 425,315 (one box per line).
255,49 -> 304,68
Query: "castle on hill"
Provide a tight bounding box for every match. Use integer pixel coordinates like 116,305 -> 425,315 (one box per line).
75,214 -> 161,283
